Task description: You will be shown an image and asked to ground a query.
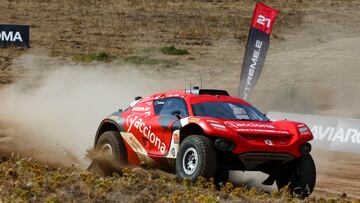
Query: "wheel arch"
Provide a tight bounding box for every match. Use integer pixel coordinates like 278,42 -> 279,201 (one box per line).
179,123 -> 206,143
94,120 -> 122,147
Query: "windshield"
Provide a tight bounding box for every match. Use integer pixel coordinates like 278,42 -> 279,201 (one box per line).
192,102 -> 268,121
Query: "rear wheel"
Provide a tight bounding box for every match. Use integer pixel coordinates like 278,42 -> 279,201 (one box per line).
214,169 -> 230,185
176,135 -> 217,182
276,154 -> 316,198
88,131 -> 127,175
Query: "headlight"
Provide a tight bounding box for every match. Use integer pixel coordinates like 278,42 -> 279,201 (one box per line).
209,123 -> 226,129
298,126 -> 309,133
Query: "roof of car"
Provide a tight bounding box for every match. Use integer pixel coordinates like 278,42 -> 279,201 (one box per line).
147,89 -> 251,105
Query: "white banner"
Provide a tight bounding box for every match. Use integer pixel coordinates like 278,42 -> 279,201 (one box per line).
267,111 -> 360,154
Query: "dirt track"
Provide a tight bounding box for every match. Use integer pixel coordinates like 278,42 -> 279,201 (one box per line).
313,150 -> 360,199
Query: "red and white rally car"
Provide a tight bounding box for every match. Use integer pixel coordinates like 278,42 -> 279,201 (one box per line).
91,87 -> 316,197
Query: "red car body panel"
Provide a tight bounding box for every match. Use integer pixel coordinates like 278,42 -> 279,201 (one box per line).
95,89 -> 313,169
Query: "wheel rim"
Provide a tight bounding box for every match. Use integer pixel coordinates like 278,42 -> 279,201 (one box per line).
182,147 -> 198,175
101,143 -> 113,159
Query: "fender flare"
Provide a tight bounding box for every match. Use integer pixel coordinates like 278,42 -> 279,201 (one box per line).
94,119 -> 124,147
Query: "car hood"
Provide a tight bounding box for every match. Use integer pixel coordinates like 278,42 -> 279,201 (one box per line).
223,120 -> 293,136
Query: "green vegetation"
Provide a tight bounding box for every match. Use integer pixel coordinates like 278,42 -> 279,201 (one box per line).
72,52 -> 116,63
71,51 -> 179,66
142,47 -> 158,55
0,154 -> 355,202
124,56 -> 178,66
160,46 -> 189,55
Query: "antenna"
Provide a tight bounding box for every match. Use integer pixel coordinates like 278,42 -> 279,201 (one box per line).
199,68 -> 203,89
190,82 -> 192,93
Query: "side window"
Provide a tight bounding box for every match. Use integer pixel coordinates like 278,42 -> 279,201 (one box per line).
154,97 -> 188,117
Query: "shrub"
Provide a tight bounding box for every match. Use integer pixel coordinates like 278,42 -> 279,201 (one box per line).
124,56 -> 178,66
160,46 -> 189,55
72,52 -> 115,63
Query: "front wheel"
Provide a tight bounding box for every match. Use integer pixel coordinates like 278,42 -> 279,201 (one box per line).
176,135 -> 217,182
88,131 -> 127,176
276,154 -> 316,198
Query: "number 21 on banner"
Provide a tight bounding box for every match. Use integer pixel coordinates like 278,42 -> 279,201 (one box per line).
256,15 -> 271,28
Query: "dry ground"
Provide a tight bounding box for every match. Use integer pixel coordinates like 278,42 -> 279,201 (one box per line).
0,0 -> 305,82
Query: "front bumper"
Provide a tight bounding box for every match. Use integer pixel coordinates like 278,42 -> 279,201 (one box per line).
238,152 -> 295,170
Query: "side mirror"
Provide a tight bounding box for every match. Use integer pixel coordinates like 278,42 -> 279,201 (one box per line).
171,110 -> 181,119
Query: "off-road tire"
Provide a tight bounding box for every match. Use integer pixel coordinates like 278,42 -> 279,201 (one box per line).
88,131 -> 127,175
176,135 -> 217,182
276,154 -> 316,198
215,169 -> 230,185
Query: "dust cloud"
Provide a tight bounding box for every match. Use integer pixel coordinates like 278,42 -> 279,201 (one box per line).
0,54 -> 174,168
252,37 -> 360,118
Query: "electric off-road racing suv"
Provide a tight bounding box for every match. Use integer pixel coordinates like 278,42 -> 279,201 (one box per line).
91,88 -> 316,197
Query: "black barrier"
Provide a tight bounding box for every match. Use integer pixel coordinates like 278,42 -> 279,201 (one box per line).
0,24 -> 30,48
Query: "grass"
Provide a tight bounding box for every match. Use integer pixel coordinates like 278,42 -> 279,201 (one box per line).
124,55 -> 178,66
0,154 -> 354,202
0,0 -> 308,73
160,46 -> 189,55
142,47 -> 158,55
72,52 -> 116,63
71,51 -> 180,66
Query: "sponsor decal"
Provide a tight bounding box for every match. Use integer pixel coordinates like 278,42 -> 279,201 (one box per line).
166,94 -> 181,97
207,119 -> 220,124
235,128 -> 289,134
311,125 -> 360,144
121,132 -> 155,164
0,25 -> 30,48
165,130 -> 180,159
209,123 -> 228,131
188,117 -> 200,123
132,106 -> 151,112
242,40 -> 263,100
238,3 -> 278,100
171,148 -> 176,157
121,132 -> 147,154
131,106 -> 151,117
173,131 -> 180,143
267,111 -> 360,154
1,31 -> 23,41
264,139 -> 273,145
251,2 -> 278,35
126,114 -> 166,154
225,122 -> 275,129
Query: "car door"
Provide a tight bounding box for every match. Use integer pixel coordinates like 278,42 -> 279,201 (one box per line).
121,98 -> 154,164
147,97 -> 188,157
